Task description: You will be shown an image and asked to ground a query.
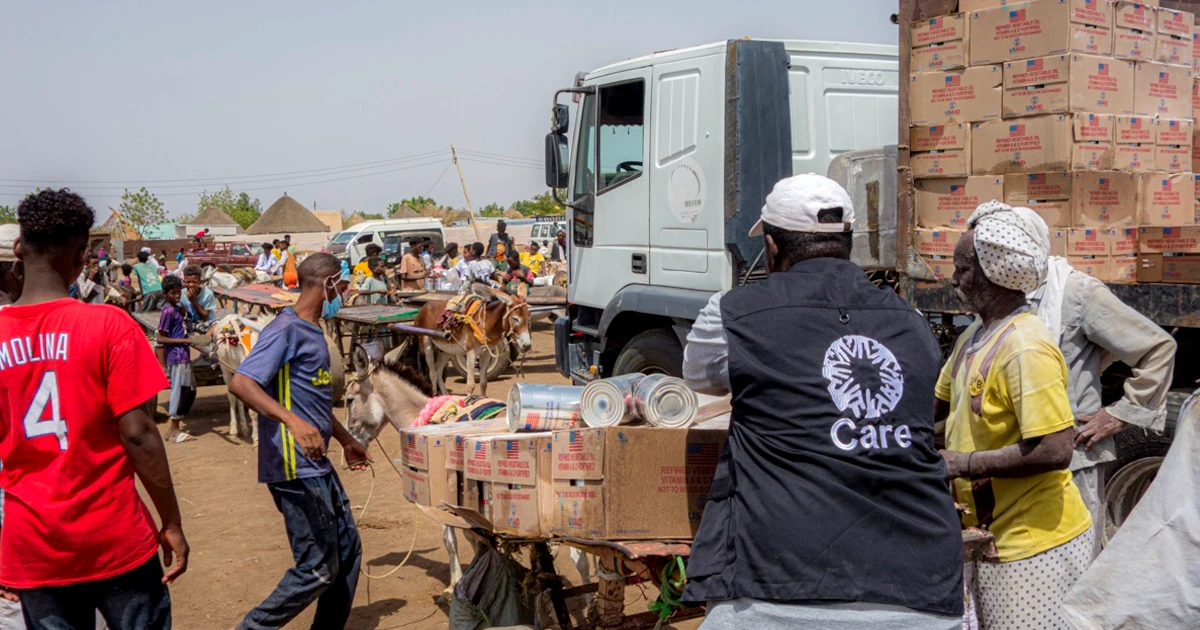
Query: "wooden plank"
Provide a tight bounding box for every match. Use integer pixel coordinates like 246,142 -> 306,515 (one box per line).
896,0 -> 915,277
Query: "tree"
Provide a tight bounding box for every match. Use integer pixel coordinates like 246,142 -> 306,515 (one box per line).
510,191 -> 564,217
177,212 -> 196,223
479,203 -> 505,217
400,196 -> 436,211
119,187 -> 167,234
360,212 -> 384,221
0,206 -> 15,225
197,187 -> 263,229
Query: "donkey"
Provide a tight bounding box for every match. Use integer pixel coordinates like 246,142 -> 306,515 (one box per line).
343,360 -> 474,601
343,360 -> 595,603
211,313 -> 265,443
413,285 -> 532,397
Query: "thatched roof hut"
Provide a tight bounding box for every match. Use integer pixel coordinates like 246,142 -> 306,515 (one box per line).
186,206 -> 243,234
390,204 -> 420,219
91,208 -> 141,240
344,212 -> 366,228
504,208 -> 525,219
247,194 -> 330,235
444,209 -> 472,226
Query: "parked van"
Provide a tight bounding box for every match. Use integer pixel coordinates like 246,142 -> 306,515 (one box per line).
529,215 -> 566,248
328,218 -> 447,266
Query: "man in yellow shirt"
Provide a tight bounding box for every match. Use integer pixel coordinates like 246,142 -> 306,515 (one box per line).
937,201 -> 1092,630
351,244 -> 382,282
519,242 -> 545,276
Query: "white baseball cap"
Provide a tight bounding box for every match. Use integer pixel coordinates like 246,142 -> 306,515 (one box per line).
749,173 -> 855,236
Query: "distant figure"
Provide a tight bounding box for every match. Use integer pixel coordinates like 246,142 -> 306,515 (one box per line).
486,220 -> 515,264
521,242 -> 545,276
254,242 -> 278,276
182,265 -> 217,323
503,251 -> 533,295
399,238 -> 427,292
352,244 -> 383,281
158,275 -> 196,442
283,234 -> 295,254
193,228 -> 210,244
550,229 -> 567,262
133,250 -> 164,311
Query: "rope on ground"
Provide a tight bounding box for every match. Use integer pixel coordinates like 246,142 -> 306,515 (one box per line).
344,436 -> 421,580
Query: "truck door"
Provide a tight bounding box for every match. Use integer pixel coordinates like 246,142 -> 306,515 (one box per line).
569,69 -> 652,309
648,51 -> 727,292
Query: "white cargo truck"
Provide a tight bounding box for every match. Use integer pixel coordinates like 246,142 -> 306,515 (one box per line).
545,39 -> 899,381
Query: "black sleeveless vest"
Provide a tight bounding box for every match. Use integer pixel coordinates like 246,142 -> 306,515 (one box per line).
682,258 -> 963,616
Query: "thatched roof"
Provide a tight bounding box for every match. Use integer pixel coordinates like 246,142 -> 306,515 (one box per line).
90,208 -> 141,240
313,210 -> 344,233
445,210 -> 472,225
191,206 -> 240,227
344,212 -> 366,228
504,208 -> 525,219
247,194 -> 330,234
390,204 -> 420,219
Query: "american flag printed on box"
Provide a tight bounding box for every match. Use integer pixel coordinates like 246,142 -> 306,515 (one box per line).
568,431 -> 583,452
1010,8 -> 1026,22
1099,177 -> 1110,191
1027,58 -> 1043,71
506,440 -> 520,460
1009,124 -> 1025,137
945,75 -> 961,87
474,441 -> 488,461
687,442 -> 720,467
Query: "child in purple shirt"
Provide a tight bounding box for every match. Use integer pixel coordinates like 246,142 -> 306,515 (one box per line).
157,275 -> 194,441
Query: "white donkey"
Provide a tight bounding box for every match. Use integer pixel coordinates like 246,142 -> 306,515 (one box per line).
211,313 -> 267,443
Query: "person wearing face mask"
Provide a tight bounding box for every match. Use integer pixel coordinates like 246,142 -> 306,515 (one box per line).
228,253 -> 368,630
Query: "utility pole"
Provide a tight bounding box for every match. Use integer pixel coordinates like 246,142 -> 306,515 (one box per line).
451,144 -> 481,241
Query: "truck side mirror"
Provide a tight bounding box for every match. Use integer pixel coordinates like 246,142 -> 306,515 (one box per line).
545,133 -> 569,189
552,104 -> 569,135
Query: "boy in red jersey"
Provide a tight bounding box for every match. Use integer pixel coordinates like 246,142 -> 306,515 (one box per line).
0,189 -> 188,630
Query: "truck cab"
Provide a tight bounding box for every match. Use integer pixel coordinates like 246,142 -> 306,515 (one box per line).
546,39 -> 899,382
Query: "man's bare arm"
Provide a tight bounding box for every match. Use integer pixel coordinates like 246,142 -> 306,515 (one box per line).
229,373 -> 324,459
117,398 -> 189,583
942,428 -> 1074,479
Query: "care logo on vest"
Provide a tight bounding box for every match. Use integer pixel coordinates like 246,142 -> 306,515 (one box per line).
311,367 -> 332,387
822,335 -> 913,452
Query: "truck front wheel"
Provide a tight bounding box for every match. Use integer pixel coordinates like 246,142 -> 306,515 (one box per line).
613,329 -> 683,378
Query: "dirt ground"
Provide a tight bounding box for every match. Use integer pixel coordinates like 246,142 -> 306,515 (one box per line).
154,320 -> 697,630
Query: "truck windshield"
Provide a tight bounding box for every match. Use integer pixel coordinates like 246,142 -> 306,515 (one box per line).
330,231 -> 355,245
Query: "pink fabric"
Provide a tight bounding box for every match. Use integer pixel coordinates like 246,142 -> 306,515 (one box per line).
415,395 -> 457,427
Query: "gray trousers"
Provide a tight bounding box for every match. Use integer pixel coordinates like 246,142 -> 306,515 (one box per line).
1072,465 -> 1106,559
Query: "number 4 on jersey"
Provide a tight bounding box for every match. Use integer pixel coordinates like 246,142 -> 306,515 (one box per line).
24,371 -> 67,451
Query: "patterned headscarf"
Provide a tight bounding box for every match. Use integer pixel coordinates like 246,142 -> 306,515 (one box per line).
967,200 -> 1048,293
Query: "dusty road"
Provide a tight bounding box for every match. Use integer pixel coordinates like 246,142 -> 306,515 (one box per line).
154,321 -> 694,629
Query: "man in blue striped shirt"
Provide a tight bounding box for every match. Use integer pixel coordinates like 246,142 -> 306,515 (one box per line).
230,253 -> 371,630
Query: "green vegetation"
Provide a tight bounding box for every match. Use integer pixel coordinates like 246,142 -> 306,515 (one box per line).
197,187 -> 263,229
119,187 -> 167,234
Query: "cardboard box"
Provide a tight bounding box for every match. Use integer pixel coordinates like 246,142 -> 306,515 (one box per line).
910,124 -> 971,177
1114,143 -> 1156,170
402,466 -> 433,506
550,426 -> 727,540
1111,254 -> 1140,281
911,14 -> 969,73
1156,118 -> 1193,145
1140,253 -> 1200,282
1116,114 -> 1155,143
1114,26 -> 1156,60
464,434 -> 501,482
913,227 -> 965,256
1157,34 -> 1194,67
1193,128 -> 1200,171
1115,1 -> 1156,31
1031,199 -> 1075,227
1005,171 -> 1074,201
1073,171 -> 1139,226
1003,55 -> 1134,116
1139,226 -> 1200,252
1157,144 -> 1191,171
1051,228 -> 1070,255
1069,255 -> 1114,280
921,256 -> 954,279
971,0 -> 1118,64
1194,31 -> 1200,73
1110,225 -> 1140,253
1193,77 -> 1200,115
1158,6 -> 1195,39
1140,172 -> 1197,225
1074,141 -> 1116,169
961,0 -> 1014,12
910,66 -> 1004,125
1134,61 -> 1194,117
489,433 -> 554,537
913,41 -> 970,73
915,176 -> 1005,228
972,115 -> 1073,174
1068,227 -> 1113,254
1075,112 -> 1116,142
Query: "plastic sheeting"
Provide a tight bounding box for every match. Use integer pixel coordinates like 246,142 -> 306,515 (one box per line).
1061,390 -> 1200,629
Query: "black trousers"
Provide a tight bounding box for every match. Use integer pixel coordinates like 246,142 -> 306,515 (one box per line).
18,557 -> 170,630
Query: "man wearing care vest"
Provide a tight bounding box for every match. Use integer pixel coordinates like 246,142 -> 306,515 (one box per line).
682,174 -> 963,629
1014,208 -> 1177,558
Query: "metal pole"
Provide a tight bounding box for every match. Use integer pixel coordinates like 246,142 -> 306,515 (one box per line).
451,145 -> 481,242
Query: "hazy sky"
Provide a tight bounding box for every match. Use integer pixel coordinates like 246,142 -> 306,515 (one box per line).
0,1 -> 898,219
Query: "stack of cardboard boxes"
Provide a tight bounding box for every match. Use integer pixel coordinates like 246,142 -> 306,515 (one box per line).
910,0 -> 1200,284
398,422 -> 728,539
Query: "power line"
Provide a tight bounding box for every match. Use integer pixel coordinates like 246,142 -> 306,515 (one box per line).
0,150 -> 446,186
458,158 -> 542,171
0,158 -> 450,198
457,149 -> 542,165
424,162 -> 454,196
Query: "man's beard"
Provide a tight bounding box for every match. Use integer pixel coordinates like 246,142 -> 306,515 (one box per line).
955,287 -> 979,313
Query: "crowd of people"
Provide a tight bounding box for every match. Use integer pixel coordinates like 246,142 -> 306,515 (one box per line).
342,219 -> 565,306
